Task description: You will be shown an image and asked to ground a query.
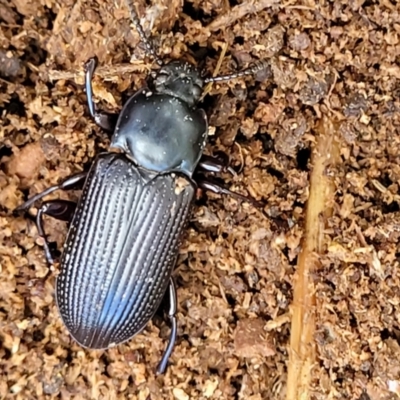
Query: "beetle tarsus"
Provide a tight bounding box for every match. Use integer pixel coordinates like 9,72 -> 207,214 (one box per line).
84,57 -> 118,133
156,277 -> 178,375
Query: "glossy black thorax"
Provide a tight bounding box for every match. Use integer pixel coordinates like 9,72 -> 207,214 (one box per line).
111,67 -> 208,177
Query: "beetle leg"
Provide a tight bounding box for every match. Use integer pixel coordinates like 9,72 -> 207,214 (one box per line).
84,57 -> 118,133
197,152 -> 235,176
196,154 -> 265,207
36,200 -> 77,264
15,172 -> 87,213
156,277 -> 178,375
197,178 -> 263,208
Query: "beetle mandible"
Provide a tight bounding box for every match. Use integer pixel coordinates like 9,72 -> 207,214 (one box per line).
15,0 -> 267,374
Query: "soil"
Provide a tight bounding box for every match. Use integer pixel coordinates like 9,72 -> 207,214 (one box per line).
1,0 -> 400,399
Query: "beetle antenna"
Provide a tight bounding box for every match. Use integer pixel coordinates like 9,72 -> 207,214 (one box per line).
125,0 -> 163,66
204,59 -> 269,83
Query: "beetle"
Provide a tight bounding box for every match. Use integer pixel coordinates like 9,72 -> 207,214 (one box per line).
15,0 -> 267,374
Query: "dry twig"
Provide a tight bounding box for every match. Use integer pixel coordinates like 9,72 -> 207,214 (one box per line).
207,0 -> 281,31
201,42 -> 229,99
45,63 -> 152,83
286,116 -> 341,400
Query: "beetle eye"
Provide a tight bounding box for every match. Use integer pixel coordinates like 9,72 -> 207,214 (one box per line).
156,71 -> 170,85
157,74 -> 168,84
192,85 -> 202,99
158,69 -> 170,77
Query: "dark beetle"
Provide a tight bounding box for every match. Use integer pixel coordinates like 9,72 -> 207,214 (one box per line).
15,0 -> 266,373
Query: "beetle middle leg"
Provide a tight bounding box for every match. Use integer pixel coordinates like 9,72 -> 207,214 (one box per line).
84,57 -> 119,133
15,172 -> 86,213
156,277 -> 178,375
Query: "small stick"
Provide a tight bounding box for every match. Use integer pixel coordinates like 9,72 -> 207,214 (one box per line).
201,42 -> 228,100
207,0 -> 280,32
45,63 -> 152,82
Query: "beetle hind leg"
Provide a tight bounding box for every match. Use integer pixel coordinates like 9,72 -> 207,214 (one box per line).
84,57 -> 119,133
156,278 -> 178,375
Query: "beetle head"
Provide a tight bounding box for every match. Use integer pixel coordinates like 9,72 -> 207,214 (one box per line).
153,61 -> 204,107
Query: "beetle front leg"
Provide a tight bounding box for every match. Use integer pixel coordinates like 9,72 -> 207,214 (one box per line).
36,200 -> 77,264
197,178 -> 263,208
156,277 -> 178,375
197,152 -> 235,176
85,57 -> 119,133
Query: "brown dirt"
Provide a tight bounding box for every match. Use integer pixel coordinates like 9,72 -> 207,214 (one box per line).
1,0 -> 400,399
